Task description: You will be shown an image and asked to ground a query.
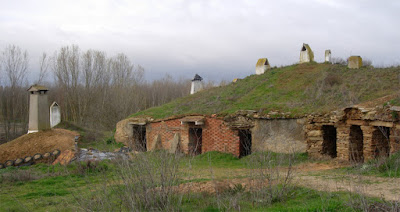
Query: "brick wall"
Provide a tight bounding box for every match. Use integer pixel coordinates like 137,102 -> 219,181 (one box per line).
202,118 -> 240,157
146,117 -> 241,157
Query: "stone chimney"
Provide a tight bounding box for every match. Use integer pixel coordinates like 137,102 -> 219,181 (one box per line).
27,85 -> 50,133
299,43 -> 314,64
348,56 -> 363,69
325,50 -> 331,63
255,58 -> 271,75
190,74 -> 203,94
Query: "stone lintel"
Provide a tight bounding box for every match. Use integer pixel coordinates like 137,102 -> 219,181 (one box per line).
346,120 -> 368,126
369,121 -> 393,128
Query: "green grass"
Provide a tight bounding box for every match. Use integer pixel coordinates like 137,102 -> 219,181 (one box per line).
55,121 -> 124,151
180,151 -> 308,169
0,161 -> 116,211
179,187 -> 362,211
129,63 -> 400,120
0,153 -> 396,211
343,151 -> 400,178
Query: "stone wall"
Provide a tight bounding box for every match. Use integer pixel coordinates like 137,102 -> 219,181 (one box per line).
306,107 -> 400,162
116,114 -> 313,157
252,119 -> 306,153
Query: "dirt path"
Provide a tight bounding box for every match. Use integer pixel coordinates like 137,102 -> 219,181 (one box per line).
179,161 -> 400,201
294,174 -> 400,201
292,162 -> 400,201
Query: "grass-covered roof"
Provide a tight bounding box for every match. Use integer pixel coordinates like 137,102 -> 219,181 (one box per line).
131,63 -> 400,120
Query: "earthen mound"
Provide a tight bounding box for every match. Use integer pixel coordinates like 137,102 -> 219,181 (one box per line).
0,129 -> 78,163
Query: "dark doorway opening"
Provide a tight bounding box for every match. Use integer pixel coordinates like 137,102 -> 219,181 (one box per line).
372,127 -> 390,158
189,128 -> 202,155
349,125 -> 364,162
322,125 -> 337,158
239,129 -> 252,157
133,125 -> 146,152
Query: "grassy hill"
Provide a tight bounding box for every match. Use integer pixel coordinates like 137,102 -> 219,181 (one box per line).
132,63 -> 400,120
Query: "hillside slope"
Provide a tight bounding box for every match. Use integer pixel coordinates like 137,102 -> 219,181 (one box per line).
0,129 -> 78,163
132,63 -> 400,119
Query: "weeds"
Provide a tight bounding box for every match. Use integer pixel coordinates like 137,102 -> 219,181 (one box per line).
0,169 -> 41,183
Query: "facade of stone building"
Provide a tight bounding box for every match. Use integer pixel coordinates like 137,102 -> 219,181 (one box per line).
115,112 -> 306,157
306,97 -> 400,162
115,97 -> 400,161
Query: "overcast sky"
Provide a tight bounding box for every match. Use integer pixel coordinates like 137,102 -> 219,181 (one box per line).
1,0 -> 399,82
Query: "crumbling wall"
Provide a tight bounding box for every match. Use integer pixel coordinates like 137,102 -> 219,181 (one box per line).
252,119 -> 306,153
145,117 -> 241,156
306,106 -> 400,162
146,119 -> 185,152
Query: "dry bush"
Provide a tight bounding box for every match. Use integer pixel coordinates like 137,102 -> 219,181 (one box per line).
323,73 -> 342,87
331,57 -> 347,65
362,58 -> 373,67
245,151 -> 296,206
73,151 -> 183,211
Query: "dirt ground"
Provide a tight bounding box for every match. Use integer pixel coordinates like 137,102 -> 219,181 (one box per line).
293,162 -> 400,201
176,161 -> 400,202
0,129 -> 78,163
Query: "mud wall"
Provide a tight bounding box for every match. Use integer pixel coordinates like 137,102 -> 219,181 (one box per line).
252,119 -> 306,153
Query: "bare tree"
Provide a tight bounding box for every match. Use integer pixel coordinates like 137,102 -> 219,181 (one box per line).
2,45 -> 29,88
37,52 -> 49,84
52,45 -> 81,123
0,45 -> 29,142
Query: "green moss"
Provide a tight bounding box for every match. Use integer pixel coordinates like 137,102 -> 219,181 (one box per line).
256,58 -> 268,67
304,44 -> 314,62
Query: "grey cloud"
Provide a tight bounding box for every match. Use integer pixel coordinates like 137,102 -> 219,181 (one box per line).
0,0 -> 399,82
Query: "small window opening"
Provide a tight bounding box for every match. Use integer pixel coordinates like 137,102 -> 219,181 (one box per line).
239,129 -> 252,157
133,125 -> 146,152
322,125 -> 337,158
349,125 -> 364,163
302,46 -> 307,51
189,128 -> 202,155
372,126 -> 390,158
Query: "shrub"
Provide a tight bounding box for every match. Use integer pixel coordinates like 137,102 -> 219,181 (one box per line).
74,151 -> 183,211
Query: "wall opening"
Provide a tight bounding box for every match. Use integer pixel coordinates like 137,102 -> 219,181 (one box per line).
239,129 -> 252,157
189,128 -> 202,155
302,46 -> 307,51
372,126 -> 390,158
349,125 -> 364,162
132,125 -> 146,152
322,125 -> 337,158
